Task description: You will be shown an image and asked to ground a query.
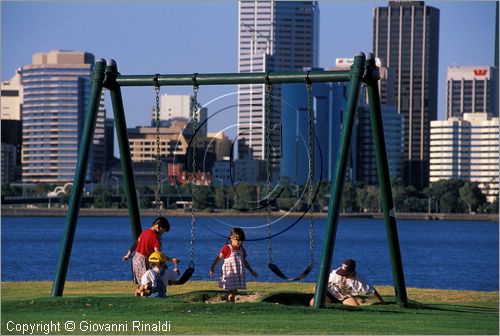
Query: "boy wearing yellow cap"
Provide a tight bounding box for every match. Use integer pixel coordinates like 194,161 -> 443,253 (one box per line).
135,251 -> 179,298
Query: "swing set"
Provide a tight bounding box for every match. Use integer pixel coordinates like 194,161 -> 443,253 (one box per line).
51,52 -> 409,308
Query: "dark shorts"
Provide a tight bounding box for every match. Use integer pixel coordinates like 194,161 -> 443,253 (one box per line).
326,291 -> 343,304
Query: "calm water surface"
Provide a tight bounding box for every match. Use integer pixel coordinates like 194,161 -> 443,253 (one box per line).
1,216 -> 498,291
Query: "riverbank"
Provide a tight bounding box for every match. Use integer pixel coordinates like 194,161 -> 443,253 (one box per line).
1,207 -> 498,221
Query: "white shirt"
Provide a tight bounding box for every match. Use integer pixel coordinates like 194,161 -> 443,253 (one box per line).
327,267 -> 374,300
140,266 -> 178,289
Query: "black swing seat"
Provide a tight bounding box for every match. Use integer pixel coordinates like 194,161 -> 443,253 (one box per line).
268,263 -> 313,281
169,266 -> 195,286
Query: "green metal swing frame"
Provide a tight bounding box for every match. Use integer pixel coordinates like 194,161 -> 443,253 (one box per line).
51,53 -> 409,308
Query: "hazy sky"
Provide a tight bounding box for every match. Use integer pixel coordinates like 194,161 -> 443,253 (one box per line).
1,1 -> 496,136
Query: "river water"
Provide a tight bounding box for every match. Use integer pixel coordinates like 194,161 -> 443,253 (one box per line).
1,216 -> 498,291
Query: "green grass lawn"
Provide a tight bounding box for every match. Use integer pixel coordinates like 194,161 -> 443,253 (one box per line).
1,281 -> 498,335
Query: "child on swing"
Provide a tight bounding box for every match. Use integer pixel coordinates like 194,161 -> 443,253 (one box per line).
135,251 -> 178,298
209,227 -> 258,302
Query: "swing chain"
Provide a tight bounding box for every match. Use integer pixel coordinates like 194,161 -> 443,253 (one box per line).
306,77 -> 314,264
265,79 -> 273,264
154,78 -> 162,217
189,76 -> 199,267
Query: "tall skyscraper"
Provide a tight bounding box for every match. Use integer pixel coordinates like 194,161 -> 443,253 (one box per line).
355,105 -> 404,185
19,50 -> 106,183
281,79 -> 344,185
281,72 -> 404,186
373,1 -> 440,189
237,0 -> 319,172
447,66 -> 497,118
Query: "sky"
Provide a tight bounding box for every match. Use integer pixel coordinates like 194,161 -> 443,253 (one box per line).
1,1 -> 496,140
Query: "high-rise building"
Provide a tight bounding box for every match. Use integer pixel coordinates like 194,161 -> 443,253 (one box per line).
1,73 -> 23,184
355,105 -> 404,185
156,94 -> 207,136
104,118 -> 116,170
281,79 -> 343,185
1,143 -> 17,185
281,71 -> 403,186
333,57 -> 403,185
429,113 -> 499,202
237,0 -> 319,172
447,66 -> 497,118
373,1 -> 440,189
19,50 -> 106,183
207,132 -> 233,161
1,73 -> 23,120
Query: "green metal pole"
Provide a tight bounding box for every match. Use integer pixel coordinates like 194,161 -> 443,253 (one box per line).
364,53 -> 408,307
115,70 -> 350,87
52,59 -> 106,297
104,60 -> 142,239
313,53 -> 366,308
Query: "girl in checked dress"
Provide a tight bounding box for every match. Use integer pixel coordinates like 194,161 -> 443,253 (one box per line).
209,227 -> 258,302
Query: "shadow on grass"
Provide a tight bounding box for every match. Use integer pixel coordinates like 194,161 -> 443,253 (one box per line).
8,291 -> 495,317
407,300 -> 498,314
173,290 -> 228,303
261,292 -> 312,306
258,292 -> 498,316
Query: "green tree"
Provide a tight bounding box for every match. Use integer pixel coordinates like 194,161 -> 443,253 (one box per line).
393,183 -> 426,212
341,182 -> 357,212
276,197 -> 296,211
440,191 -> 466,213
275,178 -> 294,211
94,187 -> 112,208
137,186 -> 154,209
57,184 -> 72,208
356,185 -> 379,212
485,194 -> 499,214
459,181 -> 486,213
427,179 -> 466,213
1,185 -> 22,197
233,183 -> 255,211
312,181 -> 331,212
195,186 -> 212,210
214,186 -> 226,210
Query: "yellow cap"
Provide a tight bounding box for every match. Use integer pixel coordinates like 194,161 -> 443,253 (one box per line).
148,251 -> 167,263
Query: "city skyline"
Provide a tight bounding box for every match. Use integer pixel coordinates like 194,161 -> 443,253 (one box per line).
1,1 -> 496,140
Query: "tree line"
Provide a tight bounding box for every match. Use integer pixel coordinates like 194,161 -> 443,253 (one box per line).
2,177 -> 497,214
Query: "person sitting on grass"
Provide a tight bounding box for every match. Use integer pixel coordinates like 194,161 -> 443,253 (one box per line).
209,227 -> 258,302
135,251 -> 179,298
310,258 -> 385,306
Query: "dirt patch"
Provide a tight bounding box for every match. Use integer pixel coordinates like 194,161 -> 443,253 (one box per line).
236,292 -> 264,303
178,290 -> 265,304
204,292 -> 265,304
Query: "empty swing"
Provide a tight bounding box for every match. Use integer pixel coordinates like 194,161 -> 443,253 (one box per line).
152,75 -> 195,285
265,76 -> 315,281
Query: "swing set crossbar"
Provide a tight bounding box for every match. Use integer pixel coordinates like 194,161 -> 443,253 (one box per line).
115,70 -> 350,87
